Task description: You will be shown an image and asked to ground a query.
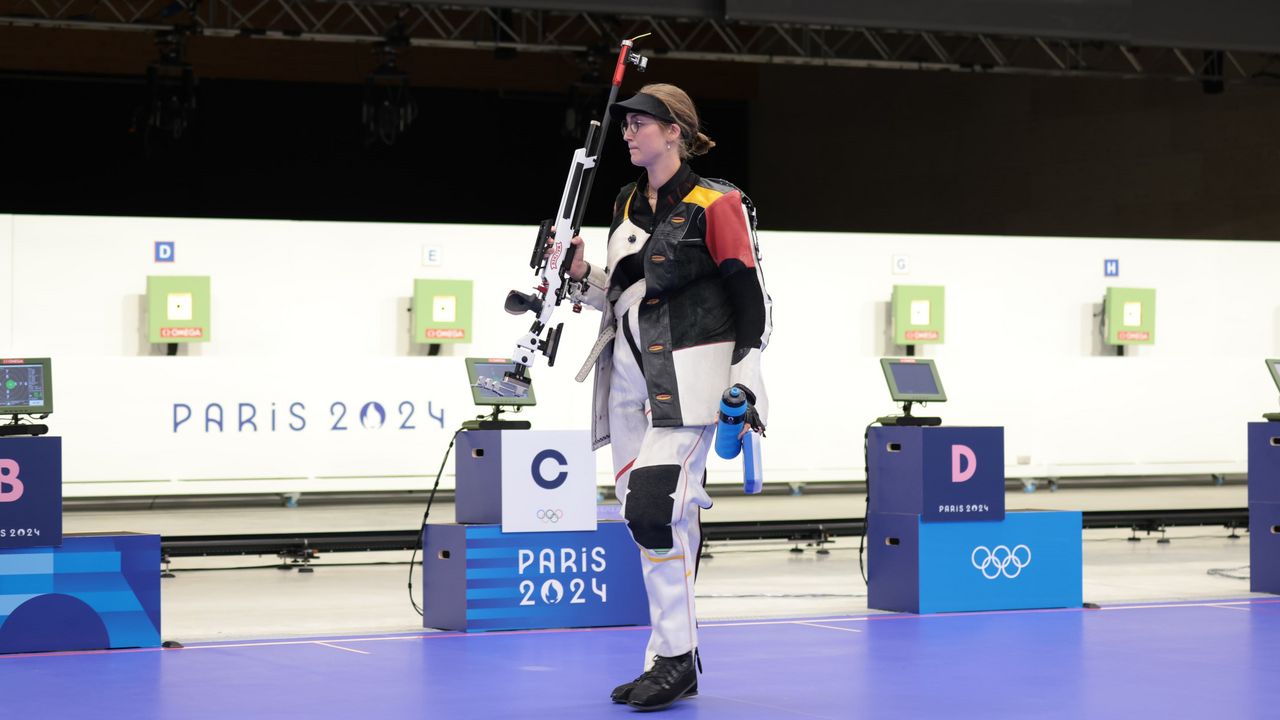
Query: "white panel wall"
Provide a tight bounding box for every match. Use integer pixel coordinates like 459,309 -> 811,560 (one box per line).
1,214 -> 1277,497
766,231 -> 1279,484
0,216 -> 12,352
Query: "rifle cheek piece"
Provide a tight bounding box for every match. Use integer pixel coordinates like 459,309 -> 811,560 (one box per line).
504,290 -> 543,316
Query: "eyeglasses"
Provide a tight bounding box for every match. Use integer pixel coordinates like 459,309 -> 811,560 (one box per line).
619,117 -> 661,135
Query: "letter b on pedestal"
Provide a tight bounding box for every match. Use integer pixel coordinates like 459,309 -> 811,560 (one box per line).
0,459 -> 24,503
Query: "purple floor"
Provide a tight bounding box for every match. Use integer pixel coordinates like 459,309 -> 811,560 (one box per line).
1,598 -> 1276,719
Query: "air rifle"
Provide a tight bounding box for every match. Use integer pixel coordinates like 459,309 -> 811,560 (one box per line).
503,35 -> 650,390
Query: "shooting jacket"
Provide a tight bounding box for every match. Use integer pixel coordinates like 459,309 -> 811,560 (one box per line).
572,164 -> 771,450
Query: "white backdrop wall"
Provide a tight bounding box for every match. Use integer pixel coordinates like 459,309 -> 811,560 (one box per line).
1,217 -> 12,353
0,213 -> 1277,497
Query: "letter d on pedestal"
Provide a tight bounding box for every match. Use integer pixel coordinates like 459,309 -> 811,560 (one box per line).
952,445 -> 976,483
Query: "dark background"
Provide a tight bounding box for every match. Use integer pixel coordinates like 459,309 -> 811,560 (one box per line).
2,7 -> 1279,240
0,74 -> 748,228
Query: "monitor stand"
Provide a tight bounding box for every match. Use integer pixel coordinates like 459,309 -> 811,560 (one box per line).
462,407 -> 532,431
0,415 -> 49,437
877,401 -> 941,427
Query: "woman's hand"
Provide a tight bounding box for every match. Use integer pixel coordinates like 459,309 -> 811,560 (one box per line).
568,236 -> 589,281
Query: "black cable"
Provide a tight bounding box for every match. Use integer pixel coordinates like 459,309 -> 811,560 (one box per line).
408,426 -> 464,616
696,544 -> 860,556
1206,565 -> 1250,580
1082,533 -> 1244,543
167,560 -> 425,573
169,563 -> 292,572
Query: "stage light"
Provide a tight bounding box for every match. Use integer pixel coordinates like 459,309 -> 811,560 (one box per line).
137,29 -> 197,145
362,20 -> 417,147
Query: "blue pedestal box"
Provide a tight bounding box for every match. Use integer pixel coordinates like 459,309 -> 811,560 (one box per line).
0,533 -> 161,654
1250,502 -> 1280,594
868,511 -> 1082,614
423,521 -> 648,632
1248,422 -> 1280,504
455,431 -> 504,524
0,436 -> 62,549
1247,423 -> 1279,595
455,430 -> 596,529
869,426 -> 1005,522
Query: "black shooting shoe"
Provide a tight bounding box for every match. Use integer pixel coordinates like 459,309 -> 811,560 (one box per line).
627,651 -> 698,712
610,670 -> 651,704
613,665 -> 683,703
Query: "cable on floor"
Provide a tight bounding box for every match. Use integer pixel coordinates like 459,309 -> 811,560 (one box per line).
1206,565 -> 1250,580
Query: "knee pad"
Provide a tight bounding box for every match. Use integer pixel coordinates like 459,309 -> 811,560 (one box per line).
624,464 -> 680,550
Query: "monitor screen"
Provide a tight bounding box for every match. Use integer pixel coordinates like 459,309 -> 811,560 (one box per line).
0,357 -> 53,416
880,357 -> 946,402
1267,358 -> 1280,393
465,358 -> 536,407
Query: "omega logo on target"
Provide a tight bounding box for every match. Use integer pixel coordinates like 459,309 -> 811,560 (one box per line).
516,546 -> 609,607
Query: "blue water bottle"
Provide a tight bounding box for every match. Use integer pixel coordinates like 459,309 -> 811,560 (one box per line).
715,387 -> 747,460
741,431 -> 762,495
715,387 -> 763,494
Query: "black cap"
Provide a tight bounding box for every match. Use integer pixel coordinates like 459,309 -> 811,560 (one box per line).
607,92 -> 675,123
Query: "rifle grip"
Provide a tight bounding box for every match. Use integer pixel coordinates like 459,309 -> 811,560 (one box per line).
559,236 -> 577,279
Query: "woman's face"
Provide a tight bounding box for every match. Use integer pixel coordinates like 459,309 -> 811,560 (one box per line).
621,112 -> 678,169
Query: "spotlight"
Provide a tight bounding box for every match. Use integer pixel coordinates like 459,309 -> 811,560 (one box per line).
363,20 -> 417,146
136,28 -> 197,146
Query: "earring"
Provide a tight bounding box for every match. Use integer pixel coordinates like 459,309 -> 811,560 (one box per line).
666,142 -> 672,151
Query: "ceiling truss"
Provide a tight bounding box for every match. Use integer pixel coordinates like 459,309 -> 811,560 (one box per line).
1,0 -> 1278,85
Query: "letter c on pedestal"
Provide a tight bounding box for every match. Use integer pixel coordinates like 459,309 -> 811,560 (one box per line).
531,449 -> 569,490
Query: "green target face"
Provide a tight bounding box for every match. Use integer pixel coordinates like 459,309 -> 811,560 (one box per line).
413,279 -> 473,345
892,285 -> 945,345
147,276 -> 212,344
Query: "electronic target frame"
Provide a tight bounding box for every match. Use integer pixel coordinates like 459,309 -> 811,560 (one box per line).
892,285 -> 945,346
147,276 -> 211,344
414,279 -> 474,345
1104,287 -> 1156,346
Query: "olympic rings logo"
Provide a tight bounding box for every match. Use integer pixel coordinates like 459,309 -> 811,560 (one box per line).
536,509 -> 564,523
971,544 -> 1031,579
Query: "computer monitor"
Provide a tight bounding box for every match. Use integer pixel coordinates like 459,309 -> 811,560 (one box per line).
0,357 -> 53,416
465,358 -> 536,407
880,357 -> 946,403
1268,358 -> 1280,393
